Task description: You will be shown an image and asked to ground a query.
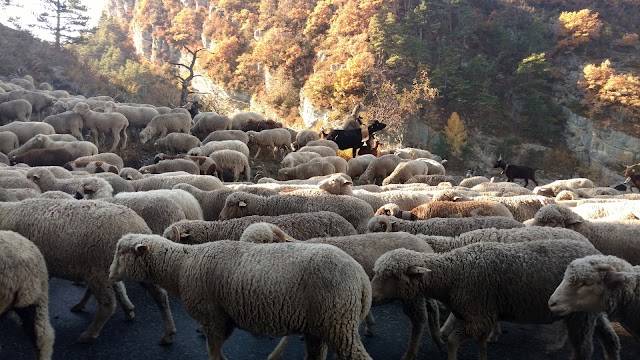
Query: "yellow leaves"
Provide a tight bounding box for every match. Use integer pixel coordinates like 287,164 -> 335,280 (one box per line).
557,9 -> 603,52
445,112 -> 468,158
579,60 -> 640,115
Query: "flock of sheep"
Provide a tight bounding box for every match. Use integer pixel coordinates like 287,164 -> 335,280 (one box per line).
1,74 -> 640,360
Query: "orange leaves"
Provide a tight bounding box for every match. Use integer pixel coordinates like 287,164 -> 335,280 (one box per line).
579,60 -> 640,115
557,9 -> 603,52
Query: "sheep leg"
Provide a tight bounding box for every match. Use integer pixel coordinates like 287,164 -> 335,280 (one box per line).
545,321 -> 567,353
253,146 -> 262,159
440,313 -> 457,338
267,336 -> 290,360
486,322 -> 501,343
114,281 -> 135,321
593,313 -> 620,360
76,283 -> 117,343
364,311 -> 375,337
110,130 -> 120,152
447,323 -> 485,360
303,334 -> 329,360
202,321 -> 233,360
71,288 -> 92,312
14,304 -> 54,360
425,298 -> 445,351
120,128 -> 128,150
138,282 -> 177,345
564,312 -> 596,360
399,298 -> 428,360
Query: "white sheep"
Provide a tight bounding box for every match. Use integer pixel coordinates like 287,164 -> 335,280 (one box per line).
293,129 -> 319,149
115,189 -> 203,220
305,139 -> 340,154
529,204 -> 640,265
209,149 -> 251,182
569,201 -> 640,221
7,89 -> 56,121
309,155 -> 348,174
0,121 -> 55,144
0,230 -> 54,360
382,160 -> 429,185
533,178 -> 596,197
74,152 -> 124,171
103,101 -> 159,135
0,130 -> 20,154
139,159 -> 201,175
0,199 -> 176,344
26,167 -> 113,199
281,151 -> 321,168
346,154 -> 377,180
357,154 -> 404,185
371,240 -> 619,360
191,113 -> 232,139
202,129 -> 249,144
405,174 -> 459,186
0,98 -> 32,123
100,196 -> 187,235
63,160 -> 120,175
119,167 -> 144,180
219,191 -> 375,233
72,102 -> 128,152
458,175 -> 490,188
549,254 -> 640,339
109,234 -> 373,359
139,112 -> 191,144
187,139 -> 250,158
153,133 -> 201,154
277,161 -> 335,181
230,111 -> 266,130
42,111 -> 84,140
246,128 -> 293,159
367,215 -> 524,238
131,174 -> 226,191
297,145 -> 337,157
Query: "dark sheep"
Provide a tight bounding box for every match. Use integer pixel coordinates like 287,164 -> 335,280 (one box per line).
239,118 -> 283,132
492,156 -> 538,187
322,120 -> 387,158
10,148 -> 75,167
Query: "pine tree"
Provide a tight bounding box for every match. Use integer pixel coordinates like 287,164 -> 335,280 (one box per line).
445,111 -> 468,157
35,0 -> 90,50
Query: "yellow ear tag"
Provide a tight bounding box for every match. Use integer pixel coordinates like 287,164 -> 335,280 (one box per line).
239,201 -> 247,207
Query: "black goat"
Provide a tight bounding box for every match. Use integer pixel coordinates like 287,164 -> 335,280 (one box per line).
322,120 -> 387,158
492,156 -> 539,188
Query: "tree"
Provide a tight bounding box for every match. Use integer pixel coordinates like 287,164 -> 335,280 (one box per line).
35,0 -> 90,49
556,9 -> 602,52
170,46 -> 207,106
444,112 -> 468,157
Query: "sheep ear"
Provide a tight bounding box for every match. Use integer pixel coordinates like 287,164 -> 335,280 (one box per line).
238,200 -> 247,207
134,244 -> 148,256
32,174 -> 41,180
406,266 -> 431,275
343,181 -> 353,187
603,272 -> 632,285
564,216 -> 583,226
594,263 -> 616,272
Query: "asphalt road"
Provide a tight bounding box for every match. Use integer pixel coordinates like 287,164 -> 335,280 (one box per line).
1,278 -> 639,359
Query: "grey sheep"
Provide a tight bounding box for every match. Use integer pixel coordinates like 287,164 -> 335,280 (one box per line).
357,154 -> 404,185
293,129 -> 319,149
0,230 -> 54,360
139,112 -> 191,144
74,152 -> 124,171
187,139 -> 250,158
9,133 -> 98,158
26,167 -> 113,199
278,161 -> 335,181
72,102 -> 128,152
529,204 -> 640,265
191,113 -> 232,139
371,240 -> 619,360
247,128 -> 293,159
153,133 -> 201,154
220,191 -> 375,233
240,224 -> 443,360
100,196 -> 187,235
164,211 -> 357,243
0,98 -> 32,123
281,151 -> 321,168
42,111 -> 84,140
109,234 -> 373,360
140,159 -> 201,175
115,189 -> 203,220
7,90 -> 56,121
154,153 -> 217,176
209,149 -> 251,182
549,254 -> 640,340
367,215 -> 524,238
346,154 -> 376,180
0,121 -> 55,144
131,174 -> 226,191
103,101 -> 159,134
202,129 -> 249,144
10,78 -> 35,91
0,130 -> 20,154
0,199 -> 176,344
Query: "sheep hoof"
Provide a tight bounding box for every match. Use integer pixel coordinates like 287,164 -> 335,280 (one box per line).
124,311 -> 135,321
70,304 -> 84,313
364,329 -> 374,337
76,332 -> 97,344
158,335 -> 174,346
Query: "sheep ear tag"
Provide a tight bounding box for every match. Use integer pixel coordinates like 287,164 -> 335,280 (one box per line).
406,266 -> 431,275
134,244 -> 148,256
238,200 -> 247,208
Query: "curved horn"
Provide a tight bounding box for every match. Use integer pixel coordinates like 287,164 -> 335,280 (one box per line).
170,225 -> 181,243
376,217 -> 393,232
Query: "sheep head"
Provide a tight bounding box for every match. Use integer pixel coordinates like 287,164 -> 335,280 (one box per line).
72,102 -> 90,116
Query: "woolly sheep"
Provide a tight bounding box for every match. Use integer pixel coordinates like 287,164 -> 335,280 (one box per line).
297,145 -> 337,157
115,189 -> 203,220
280,151 -> 321,168
357,154 -> 404,185
0,230 -> 54,360
405,174 -> 459,186
72,102 -> 128,152
246,128 -> 293,159
26,167 -> 113,199
44,133 -> 78,142
187,139 -> 250,158
209,149 -> 251,182
529,204 -> 640,265
230,111 -> 266,130
305,139 -> 340,154
309,155 -> 348,174
9,134 -> 98,159
394,147 -> 435,160
89,172 -> 135,194
367,215 -> 524,237
277,162 -> 335,181
443,194 -> 555,223
7,90 -> 56,121
0,99 -> 32,123
219,191 -> 374,233
10,78 -> 36,91
240,224 -> 443,359
458,176 -> 490,188
347,154 -> 376,180
570,201 -> 640,221
0,199 -> 175,344
293,129 -> 319,149
10,148 -> 76,167
202,129 -> 249,144
49,89 -> 71,99
409,200 -> 514,220
103,101 -> 159,133
0,187 -> 40,201
0,122 -> 55,144
0,176 -> 41,192
153,133 -> 201,154
154,153 -> 216,176
75,153 -> 124,171
164,211 -> 357,244
38,82 -> 53,91
119,167 -> 144,180
139,112 -> 191,144
0,130 -> 20,154
63,160 -> 119,175
382,160 -> 429,185
131,174 -> 226,191
534,178 -> 596,197
139,159 -> 200,175
190,113 -> 232,139
109,234 -> 372,359
42,111 -> 84,140
549,254 -> 640,339
371,240 -> 619,360
100,196 -> 187,235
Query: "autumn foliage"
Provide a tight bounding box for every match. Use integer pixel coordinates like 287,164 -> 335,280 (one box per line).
579,60 -> 640,119
557,9 -> 603,52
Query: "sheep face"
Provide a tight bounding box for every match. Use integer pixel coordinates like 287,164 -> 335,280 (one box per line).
548,257 -> 630,316
219,194 -> 252,220
72,102 -> 90,116
109,234 -> 153,283
139,129 -> 154,144
371,252 -> 428,305
532,205 -> 583,228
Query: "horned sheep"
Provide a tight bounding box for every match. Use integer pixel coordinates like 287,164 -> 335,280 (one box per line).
72,102 -> 128,152
153,133 -> 201,154
529,204 -> 640,265
0,230 -> 54,360
371,240 -> 619,360
110,234 -> 373,359
0,199 -> 176,344
139,112 -> 191,144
